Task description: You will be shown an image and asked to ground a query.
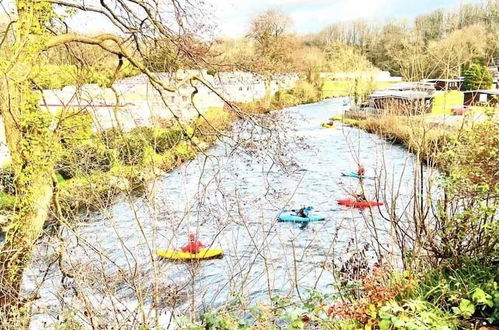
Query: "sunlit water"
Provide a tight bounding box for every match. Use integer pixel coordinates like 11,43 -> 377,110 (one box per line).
23,98 -> 432,328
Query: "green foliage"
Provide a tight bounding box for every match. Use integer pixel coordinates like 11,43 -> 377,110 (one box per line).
463,63 -> 493,91
0,191 -> 18,210
32,65 -> 78,89
375,300 -> 458,329
434,120 -> 499,260
55,109 -> 93,146
31,61 -> 140,89
415,260 -> 499,324
152,128 -> 183,153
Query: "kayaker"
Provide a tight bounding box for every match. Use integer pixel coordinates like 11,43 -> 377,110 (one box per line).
357,165 -> 365,176
327,119 -> 334,126
181,233 -> 205,254
355,193 -> 367,202
296,206 -> 308,218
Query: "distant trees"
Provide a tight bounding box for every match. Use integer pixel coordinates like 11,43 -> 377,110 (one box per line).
429,24 -> 491,78
246,10 -> 294,107
463,63 -> 493,90
324,43 -> 373,73
311,0 -> 499,77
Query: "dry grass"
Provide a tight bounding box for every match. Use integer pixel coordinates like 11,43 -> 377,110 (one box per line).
355,115 -> 453,166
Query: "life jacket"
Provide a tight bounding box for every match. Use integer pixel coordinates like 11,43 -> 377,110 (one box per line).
181,241 -> 205,254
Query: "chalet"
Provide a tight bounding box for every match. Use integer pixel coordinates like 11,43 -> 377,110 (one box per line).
367,90 -> 434,115
424,78 -> 463,91
463,90 -> 499,107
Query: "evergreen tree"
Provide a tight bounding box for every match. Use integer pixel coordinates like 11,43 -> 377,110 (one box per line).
463,63 -> 493,90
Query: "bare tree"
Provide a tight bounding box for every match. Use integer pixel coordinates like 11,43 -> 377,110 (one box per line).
0,0 -> 215,305
246,9 -> 293,107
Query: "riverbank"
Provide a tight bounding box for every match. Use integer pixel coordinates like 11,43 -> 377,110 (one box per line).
0,79 -> 322,228
335,114 -> 452,166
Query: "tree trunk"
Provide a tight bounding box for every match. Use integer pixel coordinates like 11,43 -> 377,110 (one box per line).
0,78 -> 56,306
263,77 -> 272,108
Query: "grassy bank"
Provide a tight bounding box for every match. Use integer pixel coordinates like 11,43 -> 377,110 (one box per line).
354,116 -> 451,165
238,80 -> 323,114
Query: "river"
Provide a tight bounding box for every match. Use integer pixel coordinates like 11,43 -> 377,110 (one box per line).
23,97 -> 429,329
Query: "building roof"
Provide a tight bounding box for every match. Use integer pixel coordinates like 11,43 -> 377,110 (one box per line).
370,90 -> 431,100
423,78 -> 463,82
463,89 -> 499,95
385,82 -> 436,94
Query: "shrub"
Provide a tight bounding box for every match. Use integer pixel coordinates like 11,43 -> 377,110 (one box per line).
56,141 -> 114,179
32,65 -> 78,89
291,80 -> 319,103
415,260 -> 499,326
153,128 -> 183,153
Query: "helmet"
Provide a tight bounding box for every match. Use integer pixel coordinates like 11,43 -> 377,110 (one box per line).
188,233 -> 196,240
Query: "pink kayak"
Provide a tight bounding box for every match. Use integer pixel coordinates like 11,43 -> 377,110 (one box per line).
337,199 -> 383,208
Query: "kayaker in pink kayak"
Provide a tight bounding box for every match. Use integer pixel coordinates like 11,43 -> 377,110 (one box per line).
181,234 -> 205,254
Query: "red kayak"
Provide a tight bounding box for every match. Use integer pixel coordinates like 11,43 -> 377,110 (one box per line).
337,199 -> 383,208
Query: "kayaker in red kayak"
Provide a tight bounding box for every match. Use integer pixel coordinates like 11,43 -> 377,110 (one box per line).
355,193 -> 367,202
181,234 -> 205,254
357,165 -> 365,176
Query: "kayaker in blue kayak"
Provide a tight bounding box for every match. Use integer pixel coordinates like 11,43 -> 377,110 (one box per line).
181,234 -> 205,254
291,206 -> 308,218
296,206 -> 308,218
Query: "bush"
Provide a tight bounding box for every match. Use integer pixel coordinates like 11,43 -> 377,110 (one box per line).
100,127 -> 151,166
153,128 -> 183,153
56,141 -> 114,179
273,90 -> 300,108
415,260 -> 499,326
291,80 -> 319,103
32,65 -> 78,89
57,172 -> 124,214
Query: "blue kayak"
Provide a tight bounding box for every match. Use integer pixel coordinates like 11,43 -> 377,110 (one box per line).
277,211 -> 325,223
341,172 -> 375,180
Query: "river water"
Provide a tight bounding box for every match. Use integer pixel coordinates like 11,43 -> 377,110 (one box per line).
23,98 -> 429,329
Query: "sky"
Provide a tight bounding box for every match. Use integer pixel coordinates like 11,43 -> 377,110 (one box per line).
0,0 -> 485,37
209,0 -> 484,37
